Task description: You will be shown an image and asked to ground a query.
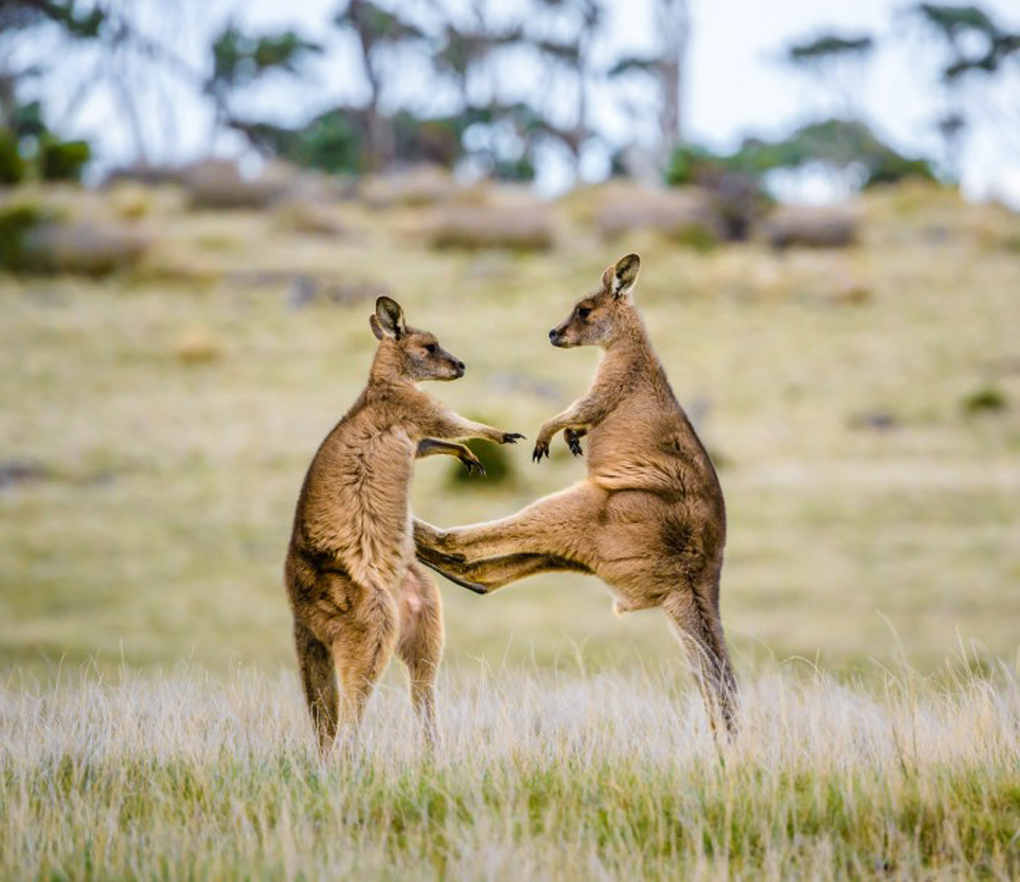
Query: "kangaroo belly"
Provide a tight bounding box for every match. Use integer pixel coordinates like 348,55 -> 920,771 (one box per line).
298,425 -> 416,593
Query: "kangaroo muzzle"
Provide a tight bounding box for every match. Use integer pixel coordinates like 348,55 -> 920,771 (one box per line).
548,324 -> 569,347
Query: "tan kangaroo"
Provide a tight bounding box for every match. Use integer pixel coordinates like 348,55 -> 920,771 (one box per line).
415,254 -> 738,735
286,296 -> 524,753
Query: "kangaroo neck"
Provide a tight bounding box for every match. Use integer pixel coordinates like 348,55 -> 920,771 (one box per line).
367,346 -> 415,395
602,312 -> 654,371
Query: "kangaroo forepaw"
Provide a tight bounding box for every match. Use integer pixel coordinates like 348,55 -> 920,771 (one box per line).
565,432 -> 583,457
460,456 -> 486,477
501,432 -> 526,444
532,440 -> 550,462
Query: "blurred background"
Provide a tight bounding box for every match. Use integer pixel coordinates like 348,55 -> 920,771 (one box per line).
1,0 -> 1018,680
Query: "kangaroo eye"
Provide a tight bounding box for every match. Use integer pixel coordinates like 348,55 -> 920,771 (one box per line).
578,307 -> 591,319
425,343 -> 437,355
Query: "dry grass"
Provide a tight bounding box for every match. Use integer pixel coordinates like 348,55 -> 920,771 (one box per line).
2,177 -> 1019,877
2,659 -> 1018,878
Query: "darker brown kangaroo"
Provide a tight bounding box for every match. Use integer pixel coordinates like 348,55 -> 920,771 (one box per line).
286,296 -> 523,753
415,255 -> 738,736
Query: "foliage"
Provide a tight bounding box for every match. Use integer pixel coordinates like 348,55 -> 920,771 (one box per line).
236,111 -> 365,175
0,0 -> 105,38
962,384 -> 1007,414
607,55 -> 661,78
0,128 -> 25,184
0,202 -> 44,270
787,33 -> 874,64
210,24 -> 322,90
914,3 -> 1020,80
669,119 -> 937,192
37,136 -> 90,181
448,436 -> 515,486
0,97 -> 92,183
333,0 -> 425,47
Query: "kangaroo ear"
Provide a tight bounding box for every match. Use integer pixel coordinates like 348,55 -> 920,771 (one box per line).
609,253 -> 640,299
373,296 -> 406,340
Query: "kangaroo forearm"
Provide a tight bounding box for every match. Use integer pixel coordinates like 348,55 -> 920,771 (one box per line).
539,396 -> 605,440
427,412 -> 505,443
416,438 -> 470,460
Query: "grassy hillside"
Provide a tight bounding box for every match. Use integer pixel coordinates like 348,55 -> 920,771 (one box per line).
2,175 -> 1019,879
2,179 -> 1017,677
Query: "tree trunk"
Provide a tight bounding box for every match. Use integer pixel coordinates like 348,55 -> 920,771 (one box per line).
656,0 -> 690,166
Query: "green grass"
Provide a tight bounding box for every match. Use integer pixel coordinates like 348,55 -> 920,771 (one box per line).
3,663 -> 1018,878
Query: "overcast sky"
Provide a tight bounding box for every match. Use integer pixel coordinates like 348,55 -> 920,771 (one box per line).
17,0 -> 1020,204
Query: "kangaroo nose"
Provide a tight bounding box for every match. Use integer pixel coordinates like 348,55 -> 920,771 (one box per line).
548,328 -> 558,340
456,360 -> 465,371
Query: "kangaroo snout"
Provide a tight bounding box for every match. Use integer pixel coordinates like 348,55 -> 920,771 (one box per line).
549,327 -> 566,346
453,359 -> 466,378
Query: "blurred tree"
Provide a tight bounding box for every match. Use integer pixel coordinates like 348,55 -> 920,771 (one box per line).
333,0 -> 428,169
526,0 -> 604,173
914,3 -> 1018,79
608,0 -> 690,168
0,0 -> 104,179
206,22 -> 322,151
667,118 -> 936,191
784,32 -> 874,119
430,6 -> 534,178
911,3 -> 1020,175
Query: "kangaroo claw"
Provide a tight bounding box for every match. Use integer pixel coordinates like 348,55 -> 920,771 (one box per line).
566,434 -> 583,457
418,559 -> 488,595
461,457 -> 486,476
532,441 -> 550,462
501,432 -> 526,444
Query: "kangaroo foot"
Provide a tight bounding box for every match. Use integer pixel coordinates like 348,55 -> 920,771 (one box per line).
418,559 -> 488,594
415,542 -> 466,566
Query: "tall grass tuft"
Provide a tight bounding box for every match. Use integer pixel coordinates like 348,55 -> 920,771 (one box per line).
2,659 -> 1018,878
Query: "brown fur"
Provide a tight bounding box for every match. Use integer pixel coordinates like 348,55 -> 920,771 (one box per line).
286,296 -> 523,753
415,255 -> 738,736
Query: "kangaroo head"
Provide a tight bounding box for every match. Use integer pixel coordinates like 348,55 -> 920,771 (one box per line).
370,296 -> 465,382
548,253 -> 640,349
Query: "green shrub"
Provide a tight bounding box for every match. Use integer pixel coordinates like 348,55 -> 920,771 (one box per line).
447,437 -> 516,487
38,137 -> 91,181
0,129 -> 26,185
962,385 -> 1007,415
0,203 -> 45,270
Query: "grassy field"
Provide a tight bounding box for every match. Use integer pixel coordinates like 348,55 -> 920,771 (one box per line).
3,662 -> 1019,878
2,178 -> 1019,877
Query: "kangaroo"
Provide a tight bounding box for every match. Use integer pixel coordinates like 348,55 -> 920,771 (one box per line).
414,254 -> 738,735
286,296 -> 523,753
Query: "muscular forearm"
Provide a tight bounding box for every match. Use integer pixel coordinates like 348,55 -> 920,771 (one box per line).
424,409 -> 523,446
416,438 -> 485,475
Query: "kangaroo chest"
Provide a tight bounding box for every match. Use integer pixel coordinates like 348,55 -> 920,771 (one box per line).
303,423 -> 417,592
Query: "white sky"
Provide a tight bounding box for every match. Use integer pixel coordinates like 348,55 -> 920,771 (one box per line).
14,0 -> 1020,204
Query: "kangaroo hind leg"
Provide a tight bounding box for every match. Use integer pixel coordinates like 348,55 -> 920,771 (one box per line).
397,563 -> 443,746
294,619 -> 339,755
416,481 -> 602,565
329,588 -> 400,743
423,552 -> 590,594
662,588 -> 738,739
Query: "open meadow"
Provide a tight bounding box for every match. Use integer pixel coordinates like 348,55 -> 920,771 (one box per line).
2,177 -> 1020,877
